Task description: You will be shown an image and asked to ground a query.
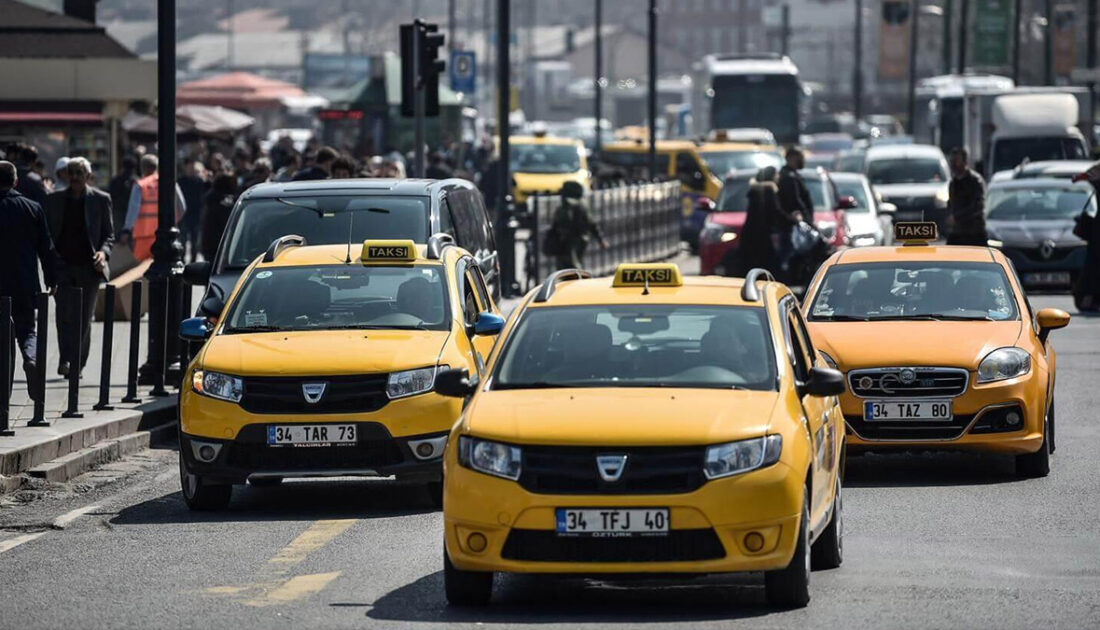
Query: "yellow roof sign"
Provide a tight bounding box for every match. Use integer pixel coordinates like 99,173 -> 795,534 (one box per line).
613,263 -> 683,288
894,221 -> 938,245
361,239 -> 418,263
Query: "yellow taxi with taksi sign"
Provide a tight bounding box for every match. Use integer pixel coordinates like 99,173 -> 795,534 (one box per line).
802,222 -> 1071,477
434,263 -> 847,608
176,235 -> 503,510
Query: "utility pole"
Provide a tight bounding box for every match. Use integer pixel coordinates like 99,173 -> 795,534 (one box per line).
448,0 -> 456,52
957,0 -> 968,73
594,0 -> 603,158
1044,0 -> 1054,85
496,0 -> 514,295
908,0 -> 920,132
781,4 -> 790,56
1012,0 -> 1022,82
648,0 -> 657,180
413,23 -> 425,177
853,0 -> 864,119
942,0 -> 952,74
1089,0 -> 1097,135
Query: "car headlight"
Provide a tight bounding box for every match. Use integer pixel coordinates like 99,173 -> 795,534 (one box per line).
934,186 -> 949,208
701,222 -> 736,245
458,436 -> 522,480
387,365 -> 445,399
191,369 -> 243,403
704,435 -> 782,480
977,347 -> 1031,383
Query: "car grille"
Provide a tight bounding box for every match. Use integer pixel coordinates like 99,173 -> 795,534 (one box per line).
848,368 -> 968,398
518,446 -> 707,495
846,413 -> 975,441
225,423 -> 404,471
1015,245 -> 1078,263
239,374 -> 389,415
500,528 -> 725,562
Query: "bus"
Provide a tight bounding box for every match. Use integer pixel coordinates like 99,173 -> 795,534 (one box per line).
694,53 -> 804,145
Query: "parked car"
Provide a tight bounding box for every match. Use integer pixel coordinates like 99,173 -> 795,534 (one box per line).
800,167 -> 853,250
985,178 -> 1096,291
832,149 -> 866,173
830,172 -> 895,247
863,144 -> 950,233
989,159 -> 1096,182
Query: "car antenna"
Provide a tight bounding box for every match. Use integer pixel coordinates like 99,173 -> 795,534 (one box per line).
344,211 -> 355,264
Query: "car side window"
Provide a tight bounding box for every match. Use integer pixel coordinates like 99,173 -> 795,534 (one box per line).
791,306 -> 817,364
449,191 -> 481,253
458,262 -> 480,326
470,191 -> 496,253
469,265 -> 493,311
438,197 -> 456,238
786,313 -> 812,383
676,152 -> 705,190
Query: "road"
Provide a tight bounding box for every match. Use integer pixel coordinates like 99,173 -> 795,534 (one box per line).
0,294 -> 1097,629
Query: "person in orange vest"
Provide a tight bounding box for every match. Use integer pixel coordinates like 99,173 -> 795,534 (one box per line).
120,154 -> 185,261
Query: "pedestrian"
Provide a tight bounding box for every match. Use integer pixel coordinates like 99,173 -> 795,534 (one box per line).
108,155 -> 137,236
292,146 -> 337,181
10,144 -> 46,206
177,158 -> 206,263
331,156 -> 355,179
53,156 -> 71,192
547,180 -> 607,270
738,166 -> 795,276
946,147 -> 987,246
44,158 -> 114,377
0,160 -> 59,401
1071,163 -> 1100,311
273,152 -> 300,182
776,147 -> 812,271
201,172 -> 238,263
120,154 -> 185,261
425,151 -> 454,180
240,157 -> 272,191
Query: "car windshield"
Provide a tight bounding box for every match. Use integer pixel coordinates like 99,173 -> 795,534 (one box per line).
223,264 -> 449,333
510,143 -> 581,173
716,177 -> 754,211
986,186 -> 1097,220
494,305 -> 776,391
833,179 -> 871,213
809,262 -> 1019,321
221,196 -> 430,270
991,138 -> 1088,174
698,151 -> 781,176
867,157 -> 948,185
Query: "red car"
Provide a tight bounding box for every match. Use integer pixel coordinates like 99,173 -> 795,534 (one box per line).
699,167 -> 852,275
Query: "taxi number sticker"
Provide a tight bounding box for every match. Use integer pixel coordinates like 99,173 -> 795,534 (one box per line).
244,311 -> 268,326
555,508 -> 669,537
267,424 -> 357,446
864,400 -> 952,422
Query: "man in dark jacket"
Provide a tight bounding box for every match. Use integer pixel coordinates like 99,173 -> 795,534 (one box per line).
11,144 -> 47,207
291,146 -> 337,181
0,161 -> 59,401
776,148 -> 812,269
44,158 -> 113,377
946,147 -> 987,246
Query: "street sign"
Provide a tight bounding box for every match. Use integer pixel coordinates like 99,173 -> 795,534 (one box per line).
451,50 -> 476,95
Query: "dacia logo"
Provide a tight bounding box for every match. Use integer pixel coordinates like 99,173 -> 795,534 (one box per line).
368,246 -> 410,259
621,268 -> 672,284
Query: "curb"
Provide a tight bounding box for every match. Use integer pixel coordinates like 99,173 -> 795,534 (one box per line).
26,422 -> 176,484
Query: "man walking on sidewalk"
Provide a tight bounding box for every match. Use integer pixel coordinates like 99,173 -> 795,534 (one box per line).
120,154 -> 185,261
0,161 -> 59,402
44,158 -> 114,377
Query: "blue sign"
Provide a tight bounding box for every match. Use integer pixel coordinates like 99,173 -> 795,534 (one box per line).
450,50 -> 476,94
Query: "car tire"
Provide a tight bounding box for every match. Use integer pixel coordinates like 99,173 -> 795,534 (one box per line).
179,452 -> 232,511
811,477 -> 843,570
1016,412 -> 1052,479
425,481 -> 443,508
444,546 -> 492,606
765,486 -> 811,608
248,477 -> 283,487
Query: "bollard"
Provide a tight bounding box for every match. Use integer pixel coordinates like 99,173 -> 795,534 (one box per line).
0,297 -> 13,436
61,287 -> 83,419
28,293 -> 49,427
121,281 -> 143,404
149,277 -> 169,397
93,285 -> 115,411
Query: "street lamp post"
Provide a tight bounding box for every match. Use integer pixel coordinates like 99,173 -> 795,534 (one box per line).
957,0 -> 968,73
647,0 -> 657,180
594,0 -> 603,159
907,0 -> 920,132
853,0 -> 863,119
496,0 -> 514,295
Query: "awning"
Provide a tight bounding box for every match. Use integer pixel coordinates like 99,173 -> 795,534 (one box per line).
0,112 -> 103,125
121,105 -> 254,138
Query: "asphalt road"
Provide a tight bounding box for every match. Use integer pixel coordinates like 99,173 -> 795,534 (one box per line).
0,294 -> 1097,630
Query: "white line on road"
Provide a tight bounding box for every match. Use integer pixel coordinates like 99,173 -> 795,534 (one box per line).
52,504 -> 102,530
0,532 -> 47,554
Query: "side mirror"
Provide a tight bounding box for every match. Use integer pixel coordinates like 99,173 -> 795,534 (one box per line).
200,295 -> 225,318
801,366 -> 846,397
878,201 -> 897,215
435,367 -> 478,398
473,311 -> 505,336
1036,308 -> 1070,343
182,261 -> 212,286
179,317 -> 213,342
836,195 -> 858,210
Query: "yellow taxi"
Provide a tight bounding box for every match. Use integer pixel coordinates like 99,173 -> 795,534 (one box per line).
435,264 -> 847,607
509,133 -> 590,208
176,236 -> 503,510
801,222 -> 1071,478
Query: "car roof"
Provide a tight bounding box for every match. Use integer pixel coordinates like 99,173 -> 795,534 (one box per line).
830,245 -> 1000,265
510,135 -> 582,146
602,139 -> 758,153
988,177 -> 1092,191
527,275 -> 787,308
252,243 -> 451,269
864,144 -> 945,160
240,178 -> 472,200
1015,160 -> 1093,175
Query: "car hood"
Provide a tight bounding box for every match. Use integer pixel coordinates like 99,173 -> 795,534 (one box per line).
465,388 -> 778,446
708,211 -> 747,229
874,183 -> 946,199
200,329 -> 450,376
986,218 -> 1085,247
808,320 -> 1023,371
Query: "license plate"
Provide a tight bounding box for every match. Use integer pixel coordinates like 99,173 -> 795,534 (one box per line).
864,400 -> 952,422
555,508 -> 669,536
1024,271 -> 1070,286
267,424 -> 357,446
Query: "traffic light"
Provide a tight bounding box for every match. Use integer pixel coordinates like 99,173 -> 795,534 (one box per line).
400,20 -> 446,117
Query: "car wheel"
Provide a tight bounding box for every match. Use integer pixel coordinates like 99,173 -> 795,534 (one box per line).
248,477 -> 283,487
444,546 -> 493,606
1015,412 -> 1051,479
425,481 -> 443,509
179,452 -> 232,511
811,477 -> 843,570
765,485 -> 811,608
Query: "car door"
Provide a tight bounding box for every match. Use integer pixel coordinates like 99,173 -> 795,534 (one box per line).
783,299 -> 831,525
456,257 -> 496,375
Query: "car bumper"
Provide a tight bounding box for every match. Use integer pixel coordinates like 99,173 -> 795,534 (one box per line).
842,370 -> 1045,454
443,456 -> 804,575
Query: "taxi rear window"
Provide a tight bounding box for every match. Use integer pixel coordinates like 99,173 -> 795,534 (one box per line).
494,305 -> 776,391
809,262 -> 1019,322
222,264 -> 449,333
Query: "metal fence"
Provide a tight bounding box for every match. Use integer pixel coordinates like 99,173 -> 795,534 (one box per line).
522,180 -> 682,289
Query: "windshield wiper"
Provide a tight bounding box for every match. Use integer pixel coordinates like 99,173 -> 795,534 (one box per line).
224,325 -> 284,333
812,314 -> 870,322
865,314 -> 994,322
319,323 -> 428,331
921,313 -> 996,321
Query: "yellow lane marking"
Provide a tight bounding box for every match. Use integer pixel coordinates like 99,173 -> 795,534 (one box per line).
246,571 -> 342,607
52,504 -> 102,529
268,519 -> 356,568
0,532 -> 48,554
